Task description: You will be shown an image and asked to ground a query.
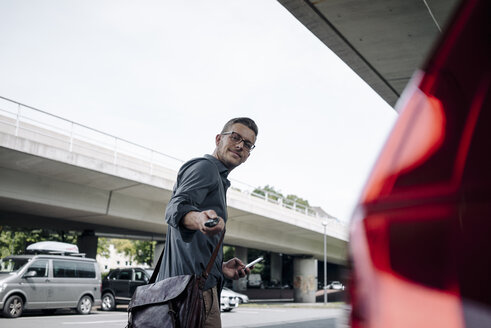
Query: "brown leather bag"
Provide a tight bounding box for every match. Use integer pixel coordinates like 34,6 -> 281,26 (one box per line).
126,232 -> 224,328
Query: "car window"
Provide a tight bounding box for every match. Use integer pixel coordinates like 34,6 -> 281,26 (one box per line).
76,262 -> 96,278
117,269 -> 132,280
107,270 -> 118,279
0,258 -> 29,272
53,260 -> 96,278
27,259 -> 48,277
134,270 -> 146,281
53,260 -> 76,277
145,269 -> 154,278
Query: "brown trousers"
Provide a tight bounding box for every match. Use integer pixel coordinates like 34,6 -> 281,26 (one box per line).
203,286 -> 221,328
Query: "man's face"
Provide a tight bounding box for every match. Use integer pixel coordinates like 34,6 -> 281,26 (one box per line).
214,123 -> 256,170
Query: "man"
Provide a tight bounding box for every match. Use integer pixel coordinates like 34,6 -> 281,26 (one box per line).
157,117 -> 258,327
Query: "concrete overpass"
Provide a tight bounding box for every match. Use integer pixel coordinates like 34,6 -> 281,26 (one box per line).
0,96 -> 348,269
278,0 -> 461,107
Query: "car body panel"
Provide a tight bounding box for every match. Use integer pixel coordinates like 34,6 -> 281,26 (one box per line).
0,254 -> 101,316
220,288 -> 239,312
101,267 -> 150,306
328,281 -> 345,290
222,287 -> 249,304
349,0 -> 491,327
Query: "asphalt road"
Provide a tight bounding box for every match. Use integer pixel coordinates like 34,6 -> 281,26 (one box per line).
221,306 -> 343,327
0,305 -> 347,328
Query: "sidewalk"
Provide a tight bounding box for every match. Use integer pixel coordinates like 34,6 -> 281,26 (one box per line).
241,302 -> 347,309
241,288 -> 347,304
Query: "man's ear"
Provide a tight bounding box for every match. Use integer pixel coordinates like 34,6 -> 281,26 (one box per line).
215,134 -> 222,146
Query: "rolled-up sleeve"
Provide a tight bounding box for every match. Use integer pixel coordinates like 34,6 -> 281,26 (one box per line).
165,159 -> 218,238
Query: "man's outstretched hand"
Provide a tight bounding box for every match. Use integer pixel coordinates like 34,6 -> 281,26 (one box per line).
182,209 -> 225,236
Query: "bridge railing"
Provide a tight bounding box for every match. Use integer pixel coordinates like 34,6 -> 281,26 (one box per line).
231,182 -> 316,216
0,96 -> 345,228
229,180 -> 347,237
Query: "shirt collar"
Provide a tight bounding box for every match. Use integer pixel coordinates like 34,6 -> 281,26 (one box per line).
204,154 -> 230,178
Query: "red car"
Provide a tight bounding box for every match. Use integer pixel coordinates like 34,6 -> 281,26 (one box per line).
349,0 -> 490,327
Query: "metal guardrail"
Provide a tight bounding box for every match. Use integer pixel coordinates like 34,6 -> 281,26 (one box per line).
0,96 -> 345,229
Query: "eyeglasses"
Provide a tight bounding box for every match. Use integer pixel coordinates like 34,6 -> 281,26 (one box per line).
221,131 -> 256,151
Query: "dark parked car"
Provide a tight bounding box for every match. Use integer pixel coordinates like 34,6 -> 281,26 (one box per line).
100,267 -> 152,311
349,0 -> 490,327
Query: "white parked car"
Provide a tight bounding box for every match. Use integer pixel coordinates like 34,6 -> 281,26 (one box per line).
220,289 -> 239,312
222,287 -> 249,304
328,281 -> 345,290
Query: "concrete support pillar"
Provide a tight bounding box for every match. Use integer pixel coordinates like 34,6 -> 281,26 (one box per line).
293,257 -> 318,303
233,246 -> 247,291
270,253 -> 282,285
153,242 -> 165,268
77,230 -> 98,259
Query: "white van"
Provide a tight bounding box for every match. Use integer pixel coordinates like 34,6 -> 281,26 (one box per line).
0,242 -> 101,318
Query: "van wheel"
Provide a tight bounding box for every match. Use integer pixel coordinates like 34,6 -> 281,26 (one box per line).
3,295 -> 24,318
101,293 -> 115,311
77,295 -> 93,315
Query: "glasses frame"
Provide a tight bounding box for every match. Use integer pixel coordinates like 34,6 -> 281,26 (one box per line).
221,131 -> 256,152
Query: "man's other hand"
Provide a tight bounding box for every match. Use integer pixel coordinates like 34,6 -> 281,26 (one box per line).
222,258 -> 250,280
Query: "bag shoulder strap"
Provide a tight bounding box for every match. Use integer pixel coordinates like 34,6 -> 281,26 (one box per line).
201,155 -> 228,279
149,246 -> 164,284
203,230 -> 225,279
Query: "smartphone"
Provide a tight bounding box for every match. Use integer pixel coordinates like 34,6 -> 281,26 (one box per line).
204,218 -> 219,227
245,257 -> 263,269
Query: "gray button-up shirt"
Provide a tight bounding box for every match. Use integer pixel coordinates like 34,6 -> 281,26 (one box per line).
157,154 -> 230,290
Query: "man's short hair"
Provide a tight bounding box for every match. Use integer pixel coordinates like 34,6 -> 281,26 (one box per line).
221,117 -> 258,137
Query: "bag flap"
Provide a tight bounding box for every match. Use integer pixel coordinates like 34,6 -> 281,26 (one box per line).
128,275 -> 193,310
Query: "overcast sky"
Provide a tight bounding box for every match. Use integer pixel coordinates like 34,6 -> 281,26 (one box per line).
0,0 -> 397,222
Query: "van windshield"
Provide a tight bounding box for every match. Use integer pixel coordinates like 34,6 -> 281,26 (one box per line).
0,258 -> 29,273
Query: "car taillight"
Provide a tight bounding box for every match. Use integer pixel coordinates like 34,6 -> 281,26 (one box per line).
350,207 -> 466,328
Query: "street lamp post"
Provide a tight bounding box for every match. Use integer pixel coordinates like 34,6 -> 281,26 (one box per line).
322,220 -> 328,305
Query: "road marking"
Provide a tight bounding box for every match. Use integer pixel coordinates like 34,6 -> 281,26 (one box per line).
235,309 -> 287,314
62,320 -> 127,325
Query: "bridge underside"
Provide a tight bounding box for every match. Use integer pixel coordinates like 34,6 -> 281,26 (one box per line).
0,146 -> 347,264
278,0 -> 460,107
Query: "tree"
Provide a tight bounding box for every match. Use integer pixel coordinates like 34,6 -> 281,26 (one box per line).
0,227 -> 78,258
97,237 -> 111,259
223,245 -> 235,262
112,239 -> 136,259
133,240 -> 155,266
247,248 -> 267,277
0,228 -> 155,266
285,194 -> 310,208
253,185 -> 311,210
111,238 -> 155,266
253,185 -> 283,202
